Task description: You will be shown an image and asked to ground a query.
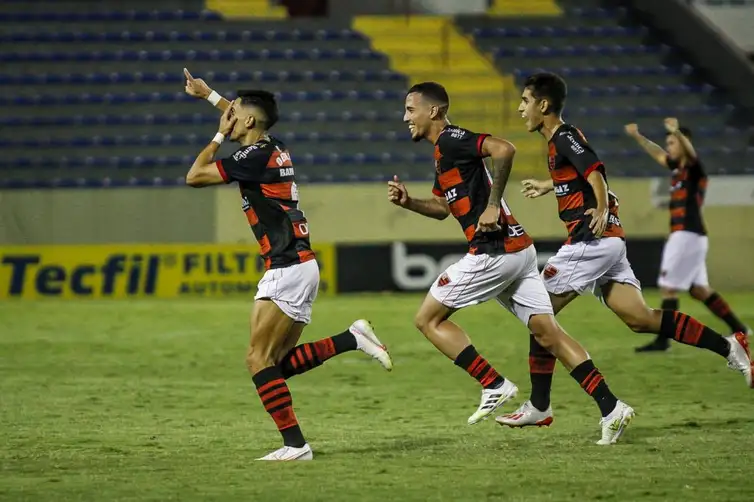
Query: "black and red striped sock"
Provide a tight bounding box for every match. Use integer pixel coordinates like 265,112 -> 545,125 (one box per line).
252,366 -> 306,447
570,360 -> 618,417
660,310 -> 730,358
529,334 -> 556,411
703,293 -> 748,334
279,331 -> 357,379
453,345 -> 505,389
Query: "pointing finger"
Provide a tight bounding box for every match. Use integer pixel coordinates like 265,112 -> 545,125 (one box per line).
184,68 -> 194,81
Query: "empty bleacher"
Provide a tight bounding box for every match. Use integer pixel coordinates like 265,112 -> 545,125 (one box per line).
1,0 -> 753,187
459,1 -> 754,176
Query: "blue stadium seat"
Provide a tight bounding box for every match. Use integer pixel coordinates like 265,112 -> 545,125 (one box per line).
567,7 -> 628,18
471,26 -> 645,39
0,85 -> 719,108
492,45 -> 670,58
0,29 -> 366,43
4,147 -> 750,171
0,70 -> 406,86
0,131 -> 411,148
0,111 -> 404,127
511,65 -> 694,78
0,10 -> 223,22
0,48 -> 385,63
0,90 -> 406,106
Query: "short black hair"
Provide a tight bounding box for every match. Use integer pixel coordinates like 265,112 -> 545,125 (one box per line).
667,126 -> 692,139
407,82 -> 450,110
237,90 -> 279,129
523,72 -> 567,115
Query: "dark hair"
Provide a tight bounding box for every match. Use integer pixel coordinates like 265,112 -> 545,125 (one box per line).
407,82 -> 450,109
237,90 -> 279,129
667,126 -> 692,139
523,72 -> 567,115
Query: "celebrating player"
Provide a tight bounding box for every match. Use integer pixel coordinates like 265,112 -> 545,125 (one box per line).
498,72 -> 752,429
388,82 -> 633,444
625,119 -> 751,352
183,69 -> 393,461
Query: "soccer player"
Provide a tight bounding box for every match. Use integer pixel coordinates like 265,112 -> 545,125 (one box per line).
388,82 -> 634,444
498,73 -> 753,429
182,69 -> 393,461
625,119 -> 751,352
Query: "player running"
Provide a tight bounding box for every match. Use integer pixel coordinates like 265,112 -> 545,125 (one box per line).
625,119 -> 751,352
183,69 -> 392,461
498,72 -> 753,429
388,82 -> 633,444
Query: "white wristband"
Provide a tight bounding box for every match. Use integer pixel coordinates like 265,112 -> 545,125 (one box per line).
207,90 -> 222,106
212,132 -> 225,145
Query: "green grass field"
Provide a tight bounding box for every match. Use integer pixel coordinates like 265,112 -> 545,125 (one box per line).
1,291 -> 752,501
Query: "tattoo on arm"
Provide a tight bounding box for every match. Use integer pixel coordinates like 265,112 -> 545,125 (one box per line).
487,155 -> 514,207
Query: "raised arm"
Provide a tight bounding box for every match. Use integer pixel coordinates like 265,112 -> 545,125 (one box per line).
664,117 -> 697,160
624,123 -> 668,168
184,68 -> 232,113
388,175 -> 450,220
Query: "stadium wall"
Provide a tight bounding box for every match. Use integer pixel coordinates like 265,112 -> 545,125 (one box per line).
2,179 -> 753,288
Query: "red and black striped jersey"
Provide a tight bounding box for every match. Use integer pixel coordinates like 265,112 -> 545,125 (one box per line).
547,124 -> 625,244
431,125 -> 532,255
667,157 -> 707,235
216,135 -> 315,270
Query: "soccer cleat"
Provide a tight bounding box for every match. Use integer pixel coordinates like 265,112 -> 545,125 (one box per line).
597,401 -> 634,445
495,400 -> 554,428
725,332 -> 753,388
634,336 -> 670,353
350,320 -> 393,371
257,443 -> 313,461
468,379 -> 518,425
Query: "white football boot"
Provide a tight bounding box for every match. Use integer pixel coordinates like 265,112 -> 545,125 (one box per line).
468,379 -> 518,425
597,401 -> 634,445
350,320 -> 393,371
725,332 -> 753,388
257,443 -> 313,461
496,400 -> 554,428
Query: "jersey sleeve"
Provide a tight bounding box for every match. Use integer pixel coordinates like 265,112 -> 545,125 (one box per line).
215,144 -> 271,183
432,174 -> 443,197
554,129 -> 604,178
441,129 -> 490,162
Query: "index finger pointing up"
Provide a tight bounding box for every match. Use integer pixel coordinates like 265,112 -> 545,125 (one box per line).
183,68 -> 194,81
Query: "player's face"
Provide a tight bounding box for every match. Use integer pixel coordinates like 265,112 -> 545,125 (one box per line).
228,102 -> 254,141
404,92 -> 431,142
665,134 -> 683,161
518,88 -> 545,133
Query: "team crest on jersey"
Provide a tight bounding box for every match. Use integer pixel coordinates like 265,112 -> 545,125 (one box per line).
437,273 -> 451,287
543,264 -> 558,279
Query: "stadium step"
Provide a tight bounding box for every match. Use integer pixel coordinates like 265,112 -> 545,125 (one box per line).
205,0 -> 287,19
488,0 -> 563,16
352,15 -> 545,175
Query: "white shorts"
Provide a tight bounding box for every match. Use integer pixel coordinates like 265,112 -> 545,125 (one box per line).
658,230 -> 709,290
429,245 -> 554,325
254,259 -> 319,324
542,237 -> 641,299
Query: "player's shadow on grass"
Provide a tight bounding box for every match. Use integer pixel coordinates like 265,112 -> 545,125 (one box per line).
616,416 -> 749,444
316,435 -> 454,457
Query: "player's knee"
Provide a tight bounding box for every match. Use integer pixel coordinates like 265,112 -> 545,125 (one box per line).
414,311 -> 431,335
622,309 -> 657,333
527,314 -> 560,350
689,285 -> 711,301
245,345 -> 275,374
